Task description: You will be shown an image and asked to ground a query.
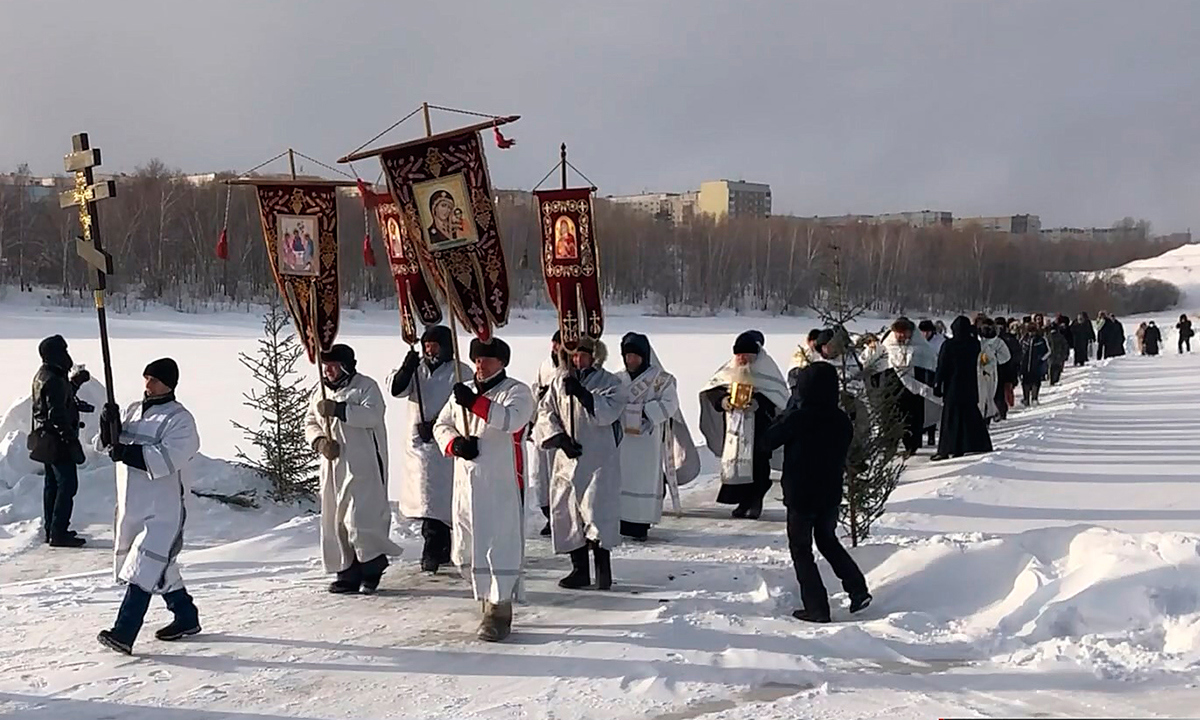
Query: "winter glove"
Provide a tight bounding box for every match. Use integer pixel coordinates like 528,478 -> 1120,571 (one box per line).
76,399 -> 95,414
401,349 -> 420,372
316,399 -> 346,421
68,368 -> 90,389
313,437 -> 341,460
450,436 -> 480,460
563,376 -> 595,414
416,421 -> 435,444
720,397 -> 735,412
544,433 -> 583,459
99,402 -> 121,448
452,383 -> 478,408
109,442 -> 147,471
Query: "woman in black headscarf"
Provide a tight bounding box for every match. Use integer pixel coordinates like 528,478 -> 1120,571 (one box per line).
932,316 -> 993,461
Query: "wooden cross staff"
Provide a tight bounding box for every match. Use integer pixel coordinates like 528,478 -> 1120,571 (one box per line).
59,132 -> 120,444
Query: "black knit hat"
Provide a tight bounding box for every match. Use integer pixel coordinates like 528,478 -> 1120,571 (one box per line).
143,358 -> 180,390
620,332 -> 651,362
732,330 -> 764,355
320,344 -> 357,373
552,329 -> 562,344
421,325 -> 454,362
469,337 -> 511,366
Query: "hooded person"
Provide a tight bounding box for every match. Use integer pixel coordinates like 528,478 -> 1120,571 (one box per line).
1071,312 -> 1096,365
386,325 -> 471,573
860,318 -> 940,455
433,336 -> 533,642
760,361 -> 871,623
305,344 -> 402,596
1144,321 -> 1162,356
615,332 -> 682,541
534,336 -> 629,591
29,334 -> 94,547
932,317 -> 993,461
698,330 -> 789,519
96,358 -> 203,655
527,330 -> 566,536
976,317 -> 1012,422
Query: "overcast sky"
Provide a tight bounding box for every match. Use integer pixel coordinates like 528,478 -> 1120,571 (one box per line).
3,1 -> 1198,232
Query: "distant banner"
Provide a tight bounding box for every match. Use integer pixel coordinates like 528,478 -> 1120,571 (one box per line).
378,129 -> 509,341
535,187 -> 603,350
253,183 -> 341,362
361,184 -> 442,345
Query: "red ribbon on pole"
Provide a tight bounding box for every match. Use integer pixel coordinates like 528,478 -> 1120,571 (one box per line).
215,228 -> 229,260
362,233 -> 377,267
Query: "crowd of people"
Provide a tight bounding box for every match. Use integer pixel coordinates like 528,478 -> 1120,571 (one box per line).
26,309 -> 1191,652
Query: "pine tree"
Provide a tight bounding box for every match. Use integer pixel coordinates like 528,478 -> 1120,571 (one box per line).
811,243 -> 909,546
232,301 -> 318,501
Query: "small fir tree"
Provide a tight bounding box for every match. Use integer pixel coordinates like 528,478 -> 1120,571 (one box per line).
232,301 -> 318,501
811,243 -> 909,546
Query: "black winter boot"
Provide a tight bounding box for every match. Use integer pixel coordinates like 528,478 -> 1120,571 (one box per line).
329,559 -> 363,594
591,542 -> 612,591
98,584 -> 152,654
156,588 -> 201,640
360,555 -> 389,594
558,547 -> 591,589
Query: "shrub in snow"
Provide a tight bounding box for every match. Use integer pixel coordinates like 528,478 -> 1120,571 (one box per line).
232,302 -> 318,501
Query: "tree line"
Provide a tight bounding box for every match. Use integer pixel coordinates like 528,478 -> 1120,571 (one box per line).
0,161 -> 1185,318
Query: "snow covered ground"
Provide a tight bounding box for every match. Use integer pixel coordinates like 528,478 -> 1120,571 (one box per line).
2,299 -> 1200,718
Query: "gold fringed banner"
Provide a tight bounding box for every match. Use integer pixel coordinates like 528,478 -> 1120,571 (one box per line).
361,183 -> 442,345
252,182 -> 342,362
535,187 -> 603,350
377,128 -> 510,341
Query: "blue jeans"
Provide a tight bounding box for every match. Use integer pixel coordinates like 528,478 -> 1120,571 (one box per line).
111,584 -> 199,645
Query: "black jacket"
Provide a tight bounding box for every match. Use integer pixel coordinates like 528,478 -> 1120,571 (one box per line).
761,363 -> 853,511
31,365 -> 82,464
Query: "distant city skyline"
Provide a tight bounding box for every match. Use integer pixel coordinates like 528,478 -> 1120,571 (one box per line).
2,1 -> 1197,233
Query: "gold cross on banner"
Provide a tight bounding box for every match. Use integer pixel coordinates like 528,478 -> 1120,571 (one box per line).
59,133 -> 116,278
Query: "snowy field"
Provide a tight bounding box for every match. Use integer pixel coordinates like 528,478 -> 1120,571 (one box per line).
2,297 -> 1200,719
1110,243 -> 1200,310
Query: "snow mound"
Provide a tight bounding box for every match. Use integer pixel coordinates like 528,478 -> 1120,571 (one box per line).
0,378 -> 307,562
867,524 -> 1200,678
1109,243 -> 1200,309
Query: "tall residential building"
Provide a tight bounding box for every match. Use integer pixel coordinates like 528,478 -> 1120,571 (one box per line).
870,210 -> 953,228
954,214 -> 1041,235
697,180 -> 771,220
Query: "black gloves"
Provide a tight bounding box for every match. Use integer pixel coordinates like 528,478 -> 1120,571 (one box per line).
76,400 -> 95,414
109,442 -> 147,471
69,368 -> 90,389
416,421 -> 435,443
390,351 -> 422,397
450,436 -> 480,460
99,403 -> 120,448
401,349 -> 420,372
453,383 -> 478,408
563,376 -> 595,414
544,433 -> 583,459
316,400 -> 347,421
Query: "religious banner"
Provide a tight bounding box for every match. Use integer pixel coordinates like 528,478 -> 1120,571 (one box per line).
250,181 -> 343,362
534,187 -> 603,350
375,127 -> 510,341
359,182 -> 442,345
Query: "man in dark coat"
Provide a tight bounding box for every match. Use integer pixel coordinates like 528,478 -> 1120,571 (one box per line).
1097,313 -> 1126,359
994,317 -> 1019,420
760,362 -> 870,623
1143,321 -> 1162,356
1070,313 -> 1095,366
932,317 -> 993,461
29,335 -> 93,547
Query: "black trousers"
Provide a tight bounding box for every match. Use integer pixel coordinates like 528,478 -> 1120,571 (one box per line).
898,388 -> 925,454
786,507 -> 868,617
43,461 -> 78,539
420,518 -> 452,564
1181,338 -> 1191,353
1049,362 -> 1064,386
